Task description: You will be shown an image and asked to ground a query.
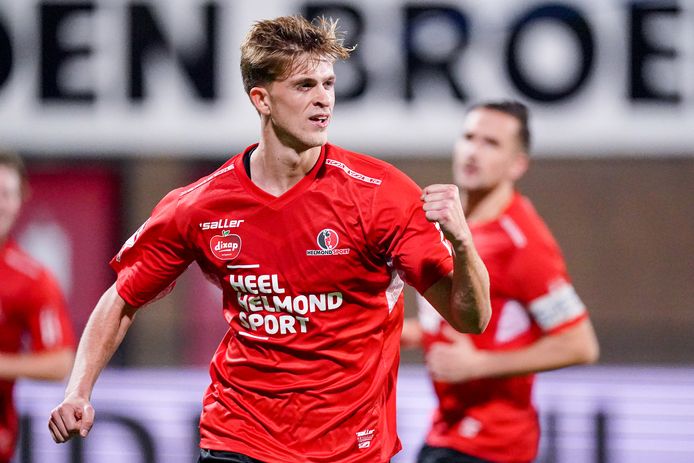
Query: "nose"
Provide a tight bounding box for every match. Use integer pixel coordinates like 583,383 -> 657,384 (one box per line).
455,137 -> 478,162
465,142 -> 479,159
313,85 -> 333,108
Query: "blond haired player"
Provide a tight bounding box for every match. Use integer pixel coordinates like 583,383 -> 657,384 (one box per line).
49,16 -> 491,463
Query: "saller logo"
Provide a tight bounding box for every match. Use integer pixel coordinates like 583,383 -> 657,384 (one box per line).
210,230 -> 242,260
307,229 -> 350,256
200,218 -> 244,230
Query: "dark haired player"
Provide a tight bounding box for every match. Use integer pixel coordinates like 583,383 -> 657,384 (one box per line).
402,101 -> 599,463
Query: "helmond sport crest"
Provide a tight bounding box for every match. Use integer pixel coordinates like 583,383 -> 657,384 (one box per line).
306,229 -> 350,256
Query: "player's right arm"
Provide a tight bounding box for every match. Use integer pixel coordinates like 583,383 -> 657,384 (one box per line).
48,283 -> 136,443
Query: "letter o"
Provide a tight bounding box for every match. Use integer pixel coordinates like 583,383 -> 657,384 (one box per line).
506,3 -> 594,102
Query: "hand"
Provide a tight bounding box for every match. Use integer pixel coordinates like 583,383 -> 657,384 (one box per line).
421,184 -> 472,248
48,395 -> 95,443
426,326 -> 487,383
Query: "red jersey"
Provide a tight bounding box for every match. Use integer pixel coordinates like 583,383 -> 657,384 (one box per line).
111,144 -> 453,463
0,240 -> 75,462
418,193 -> 587,463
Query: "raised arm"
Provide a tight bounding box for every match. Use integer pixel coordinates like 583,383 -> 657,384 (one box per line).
421,184 -> 491,334
48,283 -> 136,443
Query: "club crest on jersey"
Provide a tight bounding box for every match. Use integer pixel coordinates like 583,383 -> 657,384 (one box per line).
306,229 -> 350,256
210,230 -> 242,261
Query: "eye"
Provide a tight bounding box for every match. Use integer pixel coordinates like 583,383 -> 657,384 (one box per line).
484,137 -> 499,147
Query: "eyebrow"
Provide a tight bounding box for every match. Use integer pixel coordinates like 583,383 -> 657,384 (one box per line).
289,73 -> 336,84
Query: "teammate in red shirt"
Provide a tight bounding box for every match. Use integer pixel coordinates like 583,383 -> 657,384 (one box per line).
0,152 -> 76,463
402,101 -> 600,463
48,16 -> 492,463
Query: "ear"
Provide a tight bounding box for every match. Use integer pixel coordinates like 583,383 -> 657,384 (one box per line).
509,152 -> 529,181
249,86 -> 271,116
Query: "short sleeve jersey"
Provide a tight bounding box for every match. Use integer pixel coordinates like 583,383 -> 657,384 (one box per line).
417,193 -> 587,463
111,144 -> 453,463
0,240 -> 75,461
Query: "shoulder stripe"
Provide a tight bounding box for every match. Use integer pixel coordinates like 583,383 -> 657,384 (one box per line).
499,215 -> 527,248
325,159 -> 382,185
180,163 -> 235,196
4,248 -> 42,279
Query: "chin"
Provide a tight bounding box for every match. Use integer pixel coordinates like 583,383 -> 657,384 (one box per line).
301,135 -> 329,150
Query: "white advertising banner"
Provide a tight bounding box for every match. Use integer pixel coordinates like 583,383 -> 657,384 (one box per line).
0,0 -> 692,157
14,366 -> 694,463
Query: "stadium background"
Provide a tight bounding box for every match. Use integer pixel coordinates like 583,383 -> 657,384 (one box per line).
1,0 -> 692,461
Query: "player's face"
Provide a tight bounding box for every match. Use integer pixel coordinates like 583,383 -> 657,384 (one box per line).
263,58 -> 336,151
453,108 -> 527,193
0,165 -> 22,241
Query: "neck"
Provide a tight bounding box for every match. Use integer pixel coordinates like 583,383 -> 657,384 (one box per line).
250,139 -> 322,197
462,182 -> 516,225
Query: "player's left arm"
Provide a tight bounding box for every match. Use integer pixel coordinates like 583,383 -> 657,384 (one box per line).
420,184 -> 491,334
427,318 -> 599,383
0,349 -> 74,381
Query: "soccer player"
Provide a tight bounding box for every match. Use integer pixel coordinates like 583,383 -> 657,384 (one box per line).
47,16 -> 491,463
0,152 -> 75,463
401,101 -> 600,463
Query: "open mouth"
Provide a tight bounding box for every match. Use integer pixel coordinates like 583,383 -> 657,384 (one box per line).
309,115 -> 330,128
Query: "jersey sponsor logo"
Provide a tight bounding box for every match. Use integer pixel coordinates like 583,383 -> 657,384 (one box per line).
229,273 -> 344,336
356,428 -> 375,449
199,218 -> 244,230
306,229 -> 350,256
210,230 -> 242,261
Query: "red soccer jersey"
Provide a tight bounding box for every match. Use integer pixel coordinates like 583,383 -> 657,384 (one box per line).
0,240 -> 75,461
418,193 -> 588,463
111,144 -> 453,463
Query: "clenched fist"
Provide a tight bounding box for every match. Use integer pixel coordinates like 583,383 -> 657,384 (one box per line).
421,184 -> 472,248
48,395 -> 95,443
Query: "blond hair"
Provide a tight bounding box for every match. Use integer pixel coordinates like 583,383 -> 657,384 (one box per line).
240,15 -> 353,94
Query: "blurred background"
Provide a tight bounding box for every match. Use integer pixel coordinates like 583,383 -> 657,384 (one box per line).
2,0 -> 692,462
